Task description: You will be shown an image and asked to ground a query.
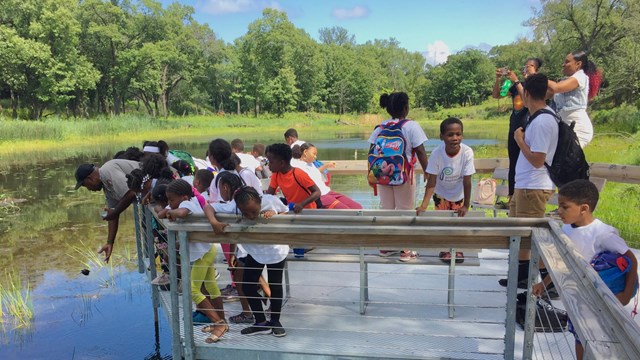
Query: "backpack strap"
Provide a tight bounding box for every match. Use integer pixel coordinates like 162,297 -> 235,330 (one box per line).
291,168 -> 322,208
524,108 -> 561,130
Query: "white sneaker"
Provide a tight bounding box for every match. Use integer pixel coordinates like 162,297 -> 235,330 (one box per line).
398,251 -> 418,262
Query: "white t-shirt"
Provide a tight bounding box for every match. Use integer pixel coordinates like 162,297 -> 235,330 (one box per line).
210,201 -> 245,258
181,175 -> 194,186
562,219 -> 629,263
236,152 -> 261,173
208,168 -> 264,203
426,143 -> 475,202
213,195 -> 289,264
172,198 -> 210,262
514,108 -> 558,190
290,140 -> 306,148
291,159 -> 330,195
554,69 -> 589,113
367,119 -> 428,163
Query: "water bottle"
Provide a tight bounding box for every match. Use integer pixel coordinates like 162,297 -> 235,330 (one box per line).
500,79 -> 513,97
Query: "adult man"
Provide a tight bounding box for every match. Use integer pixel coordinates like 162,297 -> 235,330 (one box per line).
283,128 -> 306,148
75,159 -> 140,262
499,73 -> 558,287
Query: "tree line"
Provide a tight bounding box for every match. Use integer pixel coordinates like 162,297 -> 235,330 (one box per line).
0,0 -> 638,120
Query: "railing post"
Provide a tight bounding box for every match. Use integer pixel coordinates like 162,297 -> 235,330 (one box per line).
167,230 -> 183,360
504,235 -> 521,360
144,206 -> 159,310
447,246 -> 456,319
522,244 -> 540,360
179,231 -> 195,360
132,203 -> 144,274
359,247 -> 368,315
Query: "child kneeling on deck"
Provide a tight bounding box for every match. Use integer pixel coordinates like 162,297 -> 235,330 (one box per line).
532,179 -> 638,360
158,179 -> 228,343
206,181 -> 290,337
416,117 -> 475,264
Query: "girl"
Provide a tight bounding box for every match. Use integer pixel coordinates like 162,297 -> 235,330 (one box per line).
548,51 -> 602,148
208,184 -> 289,337
158,179 -> 227,343
204,172 -> 271,325
416,118 -> 475,264
291,143 -> 362,209
207,139 -> 264,299
369,92 -> 429,261
492,58 -> 542,197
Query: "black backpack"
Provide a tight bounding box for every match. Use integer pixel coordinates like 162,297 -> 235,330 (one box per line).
526,108 -> 589,187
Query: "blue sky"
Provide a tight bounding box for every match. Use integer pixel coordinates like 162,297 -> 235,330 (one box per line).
162,0 -> 541,64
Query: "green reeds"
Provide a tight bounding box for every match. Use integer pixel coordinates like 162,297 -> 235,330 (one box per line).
0,271 -> 34,328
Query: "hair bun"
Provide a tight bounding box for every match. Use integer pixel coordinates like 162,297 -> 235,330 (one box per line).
379,93 -> 390,108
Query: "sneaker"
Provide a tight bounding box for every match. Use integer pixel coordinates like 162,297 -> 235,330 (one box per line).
498,278 -> 529,289
241,321 -> 273,335
220,284 -> 235,296
229,312 -> 255,324
379,250 -> 401,257
399,250 -> 418,262
221,285 -> 240,302
193,311 -> 212,324
269,320 -> 286,337
151,273 -> 170,285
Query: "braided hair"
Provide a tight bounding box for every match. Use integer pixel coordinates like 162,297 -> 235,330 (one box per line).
166,179 -> 193,197
126,168 -> 148,191
234,186 -> 262,208
152,183 -> 169,204
215,172 -> 243,201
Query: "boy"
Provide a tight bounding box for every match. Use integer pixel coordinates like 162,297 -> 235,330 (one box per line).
265,143 -> 320,213
532,179 -> 638,360
284,128 -> 305,148
193,169 -> 214,198
231,138 -> 263,174
251,143 -> 272,179
416,117 -> 475,263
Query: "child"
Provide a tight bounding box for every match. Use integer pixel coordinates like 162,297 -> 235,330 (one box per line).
251,143 -> 272,179
416,117 -> 475,264
231,138 -> 263,174
532,179 -> 638,360
209,184 -> 290,337
370,92 -> 429,260
193,169 -> 214,198
172,160 -> 195,185
265,143 -> 321,213
204,172 -> 270,325
158,179 -> 228,343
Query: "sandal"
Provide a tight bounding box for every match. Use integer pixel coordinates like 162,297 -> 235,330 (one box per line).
439,251 -> 465,264
205,320 -> 228,343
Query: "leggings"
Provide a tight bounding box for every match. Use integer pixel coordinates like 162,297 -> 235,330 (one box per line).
321,191 -> 363,209
242,255 -> 285,323
191,246 -> 221,304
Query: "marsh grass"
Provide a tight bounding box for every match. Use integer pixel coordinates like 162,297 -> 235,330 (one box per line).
0,271 -> 34,329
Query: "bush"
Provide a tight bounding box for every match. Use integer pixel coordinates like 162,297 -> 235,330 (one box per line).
592,104 -> 640,133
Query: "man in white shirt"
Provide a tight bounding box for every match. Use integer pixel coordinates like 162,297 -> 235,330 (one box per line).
231,138 -> 262,174
499,73 -> 558,288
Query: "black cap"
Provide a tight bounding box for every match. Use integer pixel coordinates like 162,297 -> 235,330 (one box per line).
75,164 -> 95,190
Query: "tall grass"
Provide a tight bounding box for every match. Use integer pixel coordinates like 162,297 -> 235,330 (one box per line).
0,271 -> 34,329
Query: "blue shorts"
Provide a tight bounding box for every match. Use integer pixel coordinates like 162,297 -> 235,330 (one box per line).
567,318 -> 581,345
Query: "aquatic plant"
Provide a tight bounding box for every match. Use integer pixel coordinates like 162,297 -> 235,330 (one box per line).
0,271 -> 34,329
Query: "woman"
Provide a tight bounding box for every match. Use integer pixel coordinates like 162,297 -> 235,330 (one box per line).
291,143 -> 362,209
492,58 -> 542,197
548,51 -> 601,148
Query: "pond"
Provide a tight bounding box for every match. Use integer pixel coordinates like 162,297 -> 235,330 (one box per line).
0,132 -> 499,359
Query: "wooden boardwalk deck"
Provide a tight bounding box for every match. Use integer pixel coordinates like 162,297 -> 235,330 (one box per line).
153,248 -> 574,360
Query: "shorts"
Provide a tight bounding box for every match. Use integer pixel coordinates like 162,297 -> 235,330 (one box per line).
433,194 -> 463,211
509,189 -> 553,218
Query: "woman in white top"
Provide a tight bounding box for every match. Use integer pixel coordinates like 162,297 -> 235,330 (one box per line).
291,143 -> 362,209
548,51 -> 601,148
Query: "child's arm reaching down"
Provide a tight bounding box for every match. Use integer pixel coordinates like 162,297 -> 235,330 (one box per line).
204,204 -> 228,235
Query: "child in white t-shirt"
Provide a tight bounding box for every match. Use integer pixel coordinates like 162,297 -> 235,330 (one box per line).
207,183 -> 290,337
416,117 -> 475,264
532,179 -> 638,360
159,179 -> 228,344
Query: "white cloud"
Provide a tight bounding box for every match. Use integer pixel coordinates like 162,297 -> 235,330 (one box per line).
423,40 -> 451,66
197,0 -> 282,15
331,6 -> 370,20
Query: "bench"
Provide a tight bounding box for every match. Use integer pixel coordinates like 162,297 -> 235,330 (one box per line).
471,168 -> 510,217
281,209 -> 486,318
547,176 -> 607,208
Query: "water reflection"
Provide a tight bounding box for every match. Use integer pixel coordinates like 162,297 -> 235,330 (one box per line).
0,133 -> 499,359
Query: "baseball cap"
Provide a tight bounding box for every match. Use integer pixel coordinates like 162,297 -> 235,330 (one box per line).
75,164 -> 96,189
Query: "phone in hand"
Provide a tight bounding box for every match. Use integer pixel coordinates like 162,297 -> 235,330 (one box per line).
500,67 -> 509,76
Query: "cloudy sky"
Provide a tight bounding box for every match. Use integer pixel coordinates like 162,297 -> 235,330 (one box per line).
161,0 -> 541,64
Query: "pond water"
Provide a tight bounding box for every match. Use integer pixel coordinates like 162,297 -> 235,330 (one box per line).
0,133 -> 499,359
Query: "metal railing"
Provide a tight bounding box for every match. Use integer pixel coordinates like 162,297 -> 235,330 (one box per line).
132,203 -> 640,360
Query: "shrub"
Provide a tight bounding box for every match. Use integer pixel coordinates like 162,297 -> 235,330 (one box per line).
592,103 -> 640,133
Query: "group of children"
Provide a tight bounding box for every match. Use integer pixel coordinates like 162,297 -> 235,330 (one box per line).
116,95 -> 637,352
